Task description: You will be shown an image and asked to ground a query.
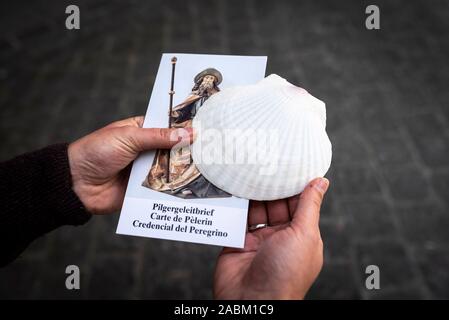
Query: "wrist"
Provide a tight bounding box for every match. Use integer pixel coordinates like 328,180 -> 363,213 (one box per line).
67,142 -> 93,213
43,143 -> 91,225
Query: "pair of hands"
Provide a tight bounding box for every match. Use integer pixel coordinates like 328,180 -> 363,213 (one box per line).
68,116 -> 329,300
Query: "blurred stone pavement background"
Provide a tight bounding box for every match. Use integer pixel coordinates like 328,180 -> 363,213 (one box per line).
0,0 -> 448,299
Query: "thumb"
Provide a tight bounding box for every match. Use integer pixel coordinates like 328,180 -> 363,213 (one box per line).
291,177 -> 329,234
125,127 -> 194,151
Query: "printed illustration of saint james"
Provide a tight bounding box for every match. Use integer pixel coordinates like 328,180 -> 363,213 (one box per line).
143,64 -> 231,199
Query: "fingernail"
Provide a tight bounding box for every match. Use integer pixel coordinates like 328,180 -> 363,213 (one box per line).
174,127 -> 193,135
314,177 -> 329,194
187,127 -> 196,140
172,128 -> 195,143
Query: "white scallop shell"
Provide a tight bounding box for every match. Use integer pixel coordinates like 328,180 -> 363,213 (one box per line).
191,74 -> 332,200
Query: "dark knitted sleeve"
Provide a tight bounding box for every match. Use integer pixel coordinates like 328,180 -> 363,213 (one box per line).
0,143 -> 91,266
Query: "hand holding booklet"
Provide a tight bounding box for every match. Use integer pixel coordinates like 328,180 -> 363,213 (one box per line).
117,53 -> 267,248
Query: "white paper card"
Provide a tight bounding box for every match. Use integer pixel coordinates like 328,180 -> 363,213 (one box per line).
117,53 -> 267,248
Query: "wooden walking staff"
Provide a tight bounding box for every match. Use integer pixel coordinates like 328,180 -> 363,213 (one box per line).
166,56 -> 177,183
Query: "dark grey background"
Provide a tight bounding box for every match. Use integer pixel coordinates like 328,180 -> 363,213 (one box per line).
0,0 -> 448,299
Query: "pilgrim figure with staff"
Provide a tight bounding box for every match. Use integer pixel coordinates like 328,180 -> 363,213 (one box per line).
142,58 -> 230,199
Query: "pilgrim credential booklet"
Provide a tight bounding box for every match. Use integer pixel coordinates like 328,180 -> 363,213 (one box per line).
117,53 -> 267,248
